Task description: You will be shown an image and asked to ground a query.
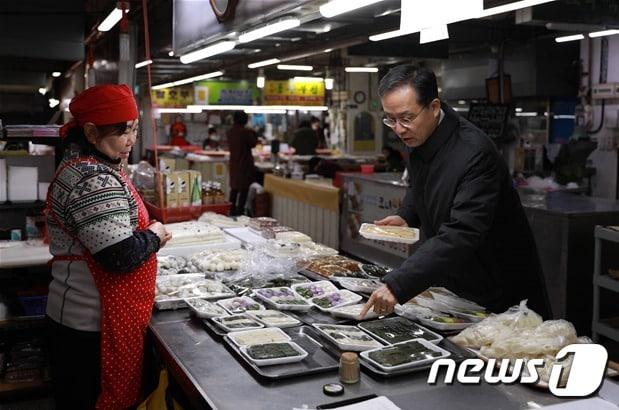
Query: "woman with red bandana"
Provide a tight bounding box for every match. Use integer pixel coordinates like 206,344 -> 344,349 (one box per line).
46,84 -> 171,409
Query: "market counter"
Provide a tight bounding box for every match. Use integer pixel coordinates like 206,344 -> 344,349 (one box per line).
264,174 -> 340,249
148,309 -> 567,410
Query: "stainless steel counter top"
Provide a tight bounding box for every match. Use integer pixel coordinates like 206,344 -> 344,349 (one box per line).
149,309 -> 569,410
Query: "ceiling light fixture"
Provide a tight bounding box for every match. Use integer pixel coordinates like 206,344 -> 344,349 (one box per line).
48,98 -> 60,108
188,104 -> 329,112
320,0 -> 386,18
239,18 -> 300,43
154,107 -> 203,114
180,41 -> 235,64
369,29 -> 412,42
555,34 -> 584,43
325,78 -> 334,90
135,59 -> 153,69
151,71 -> 224,90
419,25 -> 449,44
248,58 -> 280,69
479,0 -> 557,17
52,72 -> 61,78
38,88 -> 47,95
168,50 -> 174,57
244,108 -> 287,114
345,67 -> 379,73
324,48 -> 333,53
97,4 -> 129,32
588,29 -> 619,38
277,64 -> 313,71
293,77 -> 323,82
257,69 -> 265,89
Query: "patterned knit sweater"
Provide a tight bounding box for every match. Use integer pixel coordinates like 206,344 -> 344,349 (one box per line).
46,150 -> 156,331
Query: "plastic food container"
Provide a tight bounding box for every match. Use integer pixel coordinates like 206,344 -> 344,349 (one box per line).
228,327 -> 291,347
360,338 -> 451,372
240,341 -> 308,366
313,324 -> 382,352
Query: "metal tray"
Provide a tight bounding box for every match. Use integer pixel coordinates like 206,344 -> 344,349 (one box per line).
222,325 -> 339,381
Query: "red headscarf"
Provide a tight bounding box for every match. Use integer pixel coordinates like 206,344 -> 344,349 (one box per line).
60,84 -> 138,137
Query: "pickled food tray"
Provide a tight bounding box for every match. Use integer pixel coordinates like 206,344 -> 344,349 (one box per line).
253,287 -> 312,311
240,342 -> 308,366
246,310 -> 301,328
360,339 -> 450,372
313,324 -> 382,352
223,325 -> 340,380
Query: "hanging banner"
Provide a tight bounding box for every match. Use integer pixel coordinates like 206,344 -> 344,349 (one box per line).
151,86 -> 194,108
264,79 -> 325,106
194,80 -> 259,105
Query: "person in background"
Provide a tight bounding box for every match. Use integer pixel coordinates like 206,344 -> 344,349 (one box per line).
311,116 -> 327,149
360,65 -> 550,319
291,119 -> 318,155
227,111 -> 257,216
203,127 -> 220,150
170,114 -> 190,146
382,145 -> 405,172
46,85 -> 171,409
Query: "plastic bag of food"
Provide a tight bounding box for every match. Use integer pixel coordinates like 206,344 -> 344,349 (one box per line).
452,300 -> 542,349
479,319 -> 577,359
224,246 -> 300,289
132,160 -> 155,190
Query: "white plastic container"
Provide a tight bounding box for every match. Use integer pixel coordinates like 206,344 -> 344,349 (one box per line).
313,324 -> 382,352
358,223 -> 419,244
228,327 -> 291,347
253,287 -> 313,312
333,277 -> 381,294
329,304 -> 380,321
212,314 -> 264,333
216,296 -> 266,314
310,290 -> 363,312
184,298 -> 230,319
291,280 -> 339,300
246,310 -> 301,328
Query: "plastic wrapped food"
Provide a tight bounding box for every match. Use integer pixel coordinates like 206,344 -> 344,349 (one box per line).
451,300 -> 542,349
157,255 -> 200,275
191,249 -> 248,273
358,223 -> 419,244
164,222 -> 225,246
479,319 -> 577,359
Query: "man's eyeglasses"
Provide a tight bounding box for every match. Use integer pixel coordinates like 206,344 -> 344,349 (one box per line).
382,105 -> 428,129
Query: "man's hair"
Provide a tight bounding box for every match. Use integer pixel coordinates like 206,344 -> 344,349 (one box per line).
233,110 -> 249,125
378,65 -> 439,106
310,116 -> 320,124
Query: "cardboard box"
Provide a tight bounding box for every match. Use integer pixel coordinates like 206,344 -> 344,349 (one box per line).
188,170 -> 202,206
190,159 -> 229,196
176,171 -> 191,207
156,172 -> 178,208
159,157 -> 176,173
175,157 -> 190,171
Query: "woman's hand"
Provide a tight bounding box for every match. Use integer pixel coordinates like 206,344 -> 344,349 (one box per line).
148,222 -> 172,247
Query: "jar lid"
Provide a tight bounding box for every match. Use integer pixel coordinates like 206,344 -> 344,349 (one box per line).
340,352 -> 358,364
323,383 -> 344,396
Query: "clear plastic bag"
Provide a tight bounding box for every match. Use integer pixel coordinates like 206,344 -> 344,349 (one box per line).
452,300 -> 543,349
132,160 -> 155,190
224,245 -> 300,289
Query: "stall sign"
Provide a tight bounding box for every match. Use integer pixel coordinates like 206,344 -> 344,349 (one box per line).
264,79 -> 325,106
151,86 -> 194,108
194,80 -> 258,105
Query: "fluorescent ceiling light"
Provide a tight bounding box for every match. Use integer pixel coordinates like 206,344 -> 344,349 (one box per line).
320,0 -> 386,18
180,41 -> 235,64
52,72 -> 61,78
239,18 -> 300,43
325,78 -> 334,90
97,6 -> 129,32
244,108 -> 287,114
515,112 -> 538,117
168,50 -> 174,57
554,115 -> 576,119
188,104 -> 329,112
248,58 -> 280,69
479,0 -> 558,17
323,24 -> 332,33
588,29 -> 619,38
38,88 -> 47,95
324,48 -> 333,53
48,98 -> 60,108
257,75 -> 265,89
555,34 -> 584,43
419,25 -> 449,44
155,107 -> 202,114
515,107 -> 523,112
277,64 -> 313,71
293,77 -> 323,82
369,29 -> 412,42
135,59 -> 153,69
151,71 -> 224,90
453,107 -> 469,112
345,67 -> 378,73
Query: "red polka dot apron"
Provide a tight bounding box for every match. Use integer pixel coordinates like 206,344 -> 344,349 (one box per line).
47,157 -> 157,410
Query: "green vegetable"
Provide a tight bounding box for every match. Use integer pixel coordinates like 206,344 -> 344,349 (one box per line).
246,343 -> 301,360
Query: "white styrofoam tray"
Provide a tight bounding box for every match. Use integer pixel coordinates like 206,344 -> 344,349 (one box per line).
313,323 -> 382,352
157,233 -> 241,258
360,338 -> 451,372
358,223 -> 419,244
227,327 -> 291,347
240,341 -> 308,366
223,227 -> 267,246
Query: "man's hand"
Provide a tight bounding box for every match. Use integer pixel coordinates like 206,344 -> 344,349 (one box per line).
360,284 -> 398,319
374,215 -> 407,226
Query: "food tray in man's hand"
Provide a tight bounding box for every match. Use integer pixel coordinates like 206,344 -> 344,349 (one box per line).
313,323 -> 382,352
360,339 -> 450,373
359,223 -> 419,244
358,317 -> 442,345
222,325 -> 340,380
299,256 -> 366,279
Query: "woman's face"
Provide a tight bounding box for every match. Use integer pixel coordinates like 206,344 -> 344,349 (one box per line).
90,119 -> 139,161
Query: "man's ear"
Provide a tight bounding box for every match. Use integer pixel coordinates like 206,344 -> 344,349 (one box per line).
83,123 -> 98,145
431,98 -> 441,118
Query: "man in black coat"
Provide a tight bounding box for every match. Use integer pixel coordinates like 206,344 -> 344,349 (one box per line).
361,66 -> 550,319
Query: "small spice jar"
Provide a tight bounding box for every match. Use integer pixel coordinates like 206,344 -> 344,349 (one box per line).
339,352 -> 360,384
